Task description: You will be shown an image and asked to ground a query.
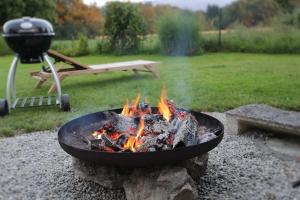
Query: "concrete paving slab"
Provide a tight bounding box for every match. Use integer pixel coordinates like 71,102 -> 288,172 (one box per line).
226,104 -> 300,136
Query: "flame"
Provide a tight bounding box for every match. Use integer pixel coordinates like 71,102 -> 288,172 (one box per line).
121,94 -> 141,117
123,116 -> 145,152
121,99 -> 130,116
95,86 -> 175,152
124,136 -> 136,152
158,85 -> 172,122
136,116 -> 145,140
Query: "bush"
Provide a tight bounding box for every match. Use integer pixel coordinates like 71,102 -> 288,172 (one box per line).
157,12 -> 202,56
55,22 -> 101,40
96,38 -> 111,54
0,37 -> 12,56
139,35 -> 161,54
202,25 -> 300,54
104,2 -> 147,55
51,34 -> 90,57
74,34 -> 89,56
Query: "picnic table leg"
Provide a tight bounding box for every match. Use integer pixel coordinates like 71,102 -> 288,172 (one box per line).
132,69 -> 139,75
48,75 -> 66,94
34,78 -> 48,89
144,65 -> 160,78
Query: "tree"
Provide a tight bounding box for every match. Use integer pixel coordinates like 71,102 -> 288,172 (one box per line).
140,3 -> 156,34
0,0 -> 56,25
220,0 -> 279,28
55,0 -> 103,39
157,12 -> 201,56
206,5 -> 220,19
104,2 -> 147,54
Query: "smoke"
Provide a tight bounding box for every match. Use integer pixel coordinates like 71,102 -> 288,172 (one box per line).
171,57 -> 193,109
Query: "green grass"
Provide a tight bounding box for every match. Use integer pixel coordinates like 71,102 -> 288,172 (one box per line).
0,53 -> 300,136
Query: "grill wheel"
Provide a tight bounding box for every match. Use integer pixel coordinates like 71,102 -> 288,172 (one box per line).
61,94 -> 70,112
0,99 -> 9,117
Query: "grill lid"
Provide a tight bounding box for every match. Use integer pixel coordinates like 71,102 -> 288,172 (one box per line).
3,17 -> 55,37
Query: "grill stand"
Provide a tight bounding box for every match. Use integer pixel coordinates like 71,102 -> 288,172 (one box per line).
1,53 -> 70,116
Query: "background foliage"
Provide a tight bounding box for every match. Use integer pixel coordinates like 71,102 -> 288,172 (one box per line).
55,0 -> 103,39
0,0 -> 56,25
157,12 -> 201,56
104,2 -> 147,55
1,0 -> 300,55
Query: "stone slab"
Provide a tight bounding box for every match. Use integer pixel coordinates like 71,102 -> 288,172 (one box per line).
73,154 -> 208,200
226,104 -> 300,136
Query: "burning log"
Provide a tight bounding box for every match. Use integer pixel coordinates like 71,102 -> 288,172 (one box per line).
172,113 -> 199,148
88,87 -> 218,153
137,132 -> 171,152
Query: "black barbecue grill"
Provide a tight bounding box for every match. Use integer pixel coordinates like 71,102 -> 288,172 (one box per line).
0,17 -> 70,116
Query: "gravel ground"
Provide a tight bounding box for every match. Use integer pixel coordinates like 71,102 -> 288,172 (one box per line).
0,116 -> 299,200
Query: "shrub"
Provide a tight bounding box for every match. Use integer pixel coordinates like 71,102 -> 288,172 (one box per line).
0,37 -> 12,56
157,12 -> 202,56
55,22 -> 101,40
96,38 -> 111,54
51,34 -> 90,57
74,34 -> 89,56
104,2 -> 147,55
139,35 -> 161,54
202,25 -> 300,54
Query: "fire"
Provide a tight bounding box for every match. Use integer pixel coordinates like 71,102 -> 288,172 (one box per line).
123,136 -> 136,152
93,86 -> 174,152
121,94 -> 141,117
121,99 -> 130,116
158,85 -> 172,122
123,115 -> 145,152
135,116 -> 145,140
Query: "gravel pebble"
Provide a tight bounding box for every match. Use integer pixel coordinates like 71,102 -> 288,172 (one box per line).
0,131 -> 126,200
197,131 -> 300,200
0,126 -> 299,199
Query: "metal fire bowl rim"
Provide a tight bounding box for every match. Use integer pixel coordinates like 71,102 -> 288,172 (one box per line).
57,108 -> 224,166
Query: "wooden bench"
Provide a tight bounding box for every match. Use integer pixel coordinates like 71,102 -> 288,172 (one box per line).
226,104 -> 300,136
31,50 -> 160,93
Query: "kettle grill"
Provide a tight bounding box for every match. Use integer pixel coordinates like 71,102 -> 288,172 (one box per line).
0,17 -> 70,116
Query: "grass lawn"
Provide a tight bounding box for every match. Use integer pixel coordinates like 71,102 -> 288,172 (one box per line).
0,53 -> 300,136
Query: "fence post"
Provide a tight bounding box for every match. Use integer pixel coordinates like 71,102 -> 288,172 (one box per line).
218,10 -> 222,49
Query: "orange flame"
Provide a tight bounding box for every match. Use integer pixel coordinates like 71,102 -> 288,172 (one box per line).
123,116 -> 145,152
123,136 -> 136,152
136,116 -> 145,140
121,99 -> 130,116
158,85 -> 172,122
121,94 -> 141,117
129,93 -> 141,116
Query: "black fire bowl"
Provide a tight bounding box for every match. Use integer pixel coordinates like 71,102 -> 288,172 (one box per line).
58,108 -> 224,167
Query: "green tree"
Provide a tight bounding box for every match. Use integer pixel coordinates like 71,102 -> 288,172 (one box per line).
104,2 -> 147,54
206,5 -> 220,19
274,0 -> 293,11
0,0 -> 56,25
157,12 -> 201,56
221,0 -> 279,28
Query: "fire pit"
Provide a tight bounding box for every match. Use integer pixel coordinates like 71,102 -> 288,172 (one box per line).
58,87 -> 224,167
